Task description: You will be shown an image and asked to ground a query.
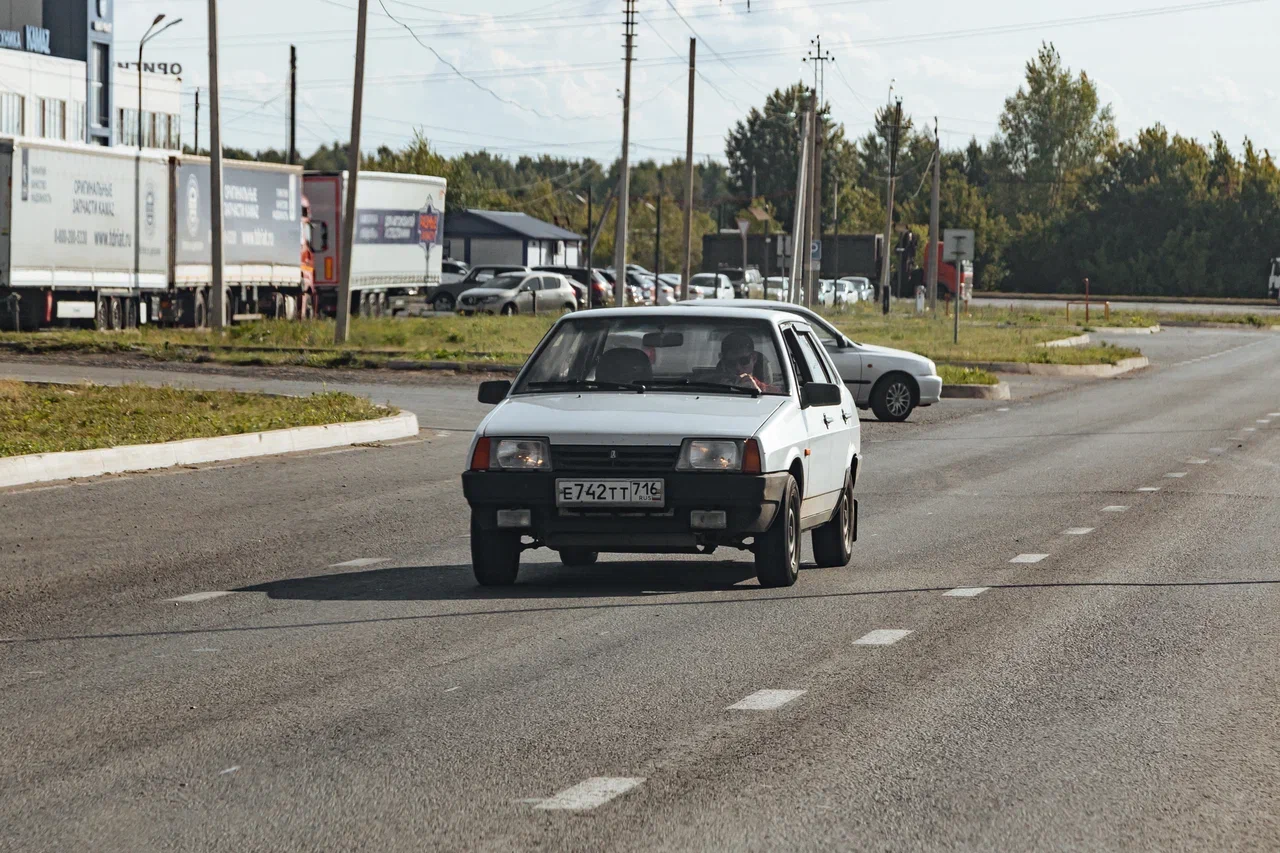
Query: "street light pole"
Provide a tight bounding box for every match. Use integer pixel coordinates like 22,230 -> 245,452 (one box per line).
138,14 -> 182,149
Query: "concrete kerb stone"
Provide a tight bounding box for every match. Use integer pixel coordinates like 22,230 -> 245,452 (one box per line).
942,381 -> 1011,401
0,411 -> 420,489
1038,333 -> 1092,348
949,356 -> 1150,378
388,360 -> 521,374
1088,325 -> 1161,335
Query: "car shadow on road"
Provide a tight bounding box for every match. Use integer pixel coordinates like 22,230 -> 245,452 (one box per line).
236,559 -> 763,602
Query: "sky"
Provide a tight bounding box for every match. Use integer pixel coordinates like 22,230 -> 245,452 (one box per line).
115,0 -> 1280,165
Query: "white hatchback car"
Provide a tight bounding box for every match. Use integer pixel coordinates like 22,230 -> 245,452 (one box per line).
676,300 -> 943,422
464,307 -> 861,589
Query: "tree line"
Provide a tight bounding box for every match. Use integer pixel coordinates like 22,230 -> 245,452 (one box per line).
210,43 -> 1279,297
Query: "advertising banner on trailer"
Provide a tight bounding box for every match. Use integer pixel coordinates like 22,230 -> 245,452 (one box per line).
175,161 -> 301,266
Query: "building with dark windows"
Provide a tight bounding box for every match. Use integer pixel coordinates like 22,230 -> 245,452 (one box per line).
0,1 -> 180,148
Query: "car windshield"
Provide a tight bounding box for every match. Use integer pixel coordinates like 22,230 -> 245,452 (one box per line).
514,316 -> 790,396
690,275 -> 717,288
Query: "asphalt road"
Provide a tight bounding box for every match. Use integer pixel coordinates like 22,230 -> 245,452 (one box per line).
2,327 -> 1278,851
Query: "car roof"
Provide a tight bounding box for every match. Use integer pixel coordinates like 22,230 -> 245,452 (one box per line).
565,305 -> 805,325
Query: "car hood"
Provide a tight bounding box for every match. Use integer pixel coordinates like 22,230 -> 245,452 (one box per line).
460,287 -> 515,299
481,392 -> 786,444
850,341 -> 936,373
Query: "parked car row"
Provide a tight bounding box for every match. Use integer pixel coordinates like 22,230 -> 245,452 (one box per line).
817,276 -> 875,308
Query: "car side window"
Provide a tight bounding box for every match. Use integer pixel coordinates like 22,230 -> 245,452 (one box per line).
782,329 -> 816,385
800,331 -> 838,383
795,330 -> 834,384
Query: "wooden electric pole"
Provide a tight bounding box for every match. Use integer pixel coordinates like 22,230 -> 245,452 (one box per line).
680,37 -> 696,301
287,45 -> 297,165
927,117 -> 940,314
334,0 -> 368,343
207,0 -> 225,329
613,0 -> 637,306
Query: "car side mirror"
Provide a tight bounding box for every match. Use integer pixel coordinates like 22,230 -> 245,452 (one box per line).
800,382 -> 841,408
520,284 -> 534,293
477,380 -> 511,404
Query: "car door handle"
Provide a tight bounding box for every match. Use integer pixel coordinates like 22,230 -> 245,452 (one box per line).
841,410 -> 850,423
822,413 -> 833,426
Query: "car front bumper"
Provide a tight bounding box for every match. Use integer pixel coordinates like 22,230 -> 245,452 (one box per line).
917,374 -> 943,405
463,470 -> 791,552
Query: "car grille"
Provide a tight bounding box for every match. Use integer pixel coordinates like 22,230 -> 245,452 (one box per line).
461,295 -> 478,306
551,445 -> 681,472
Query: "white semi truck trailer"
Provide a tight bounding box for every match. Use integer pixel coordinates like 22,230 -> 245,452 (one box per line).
0,137 -> 313,331
305,170 -> 446,318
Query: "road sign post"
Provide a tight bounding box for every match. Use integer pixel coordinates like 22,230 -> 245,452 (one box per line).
738,217 -> 750,278
943,229 -> 974,344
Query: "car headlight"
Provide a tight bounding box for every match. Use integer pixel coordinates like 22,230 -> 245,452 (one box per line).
677,439 -> 745,471
926,359 -> 937,375
493,438 -> 549,470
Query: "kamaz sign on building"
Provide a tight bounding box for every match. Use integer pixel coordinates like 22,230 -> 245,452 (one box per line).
0,25 -> 51,55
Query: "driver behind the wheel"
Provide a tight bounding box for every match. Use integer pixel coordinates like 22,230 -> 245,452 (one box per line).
716,332 -> 780,393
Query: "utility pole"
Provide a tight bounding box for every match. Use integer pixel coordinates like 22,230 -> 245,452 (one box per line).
287,45 -> 297,165
833,177 -> 839,278
585,184 -> 593,265
808,109 -> 822,308
879,97 -> 902,312
803,35 -> 833,115
680,37 -> 696,301
927,117 -> 940,314
653,173 -> 662,279
334,0 -> 369,344
613,0 -> 637,307
207,0 -> 226,329
789,107 -> 811,303
193,88 -> 199,154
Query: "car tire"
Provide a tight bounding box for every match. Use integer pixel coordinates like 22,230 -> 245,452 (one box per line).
811,472 -> 854,568
501,303 -> 517,316
562,302 -> 575,313
559,548 -> 598,567
471,514 -> 521,586
432,293 -> 455,313
755,475 -> 800,588
870,373 -> 917,422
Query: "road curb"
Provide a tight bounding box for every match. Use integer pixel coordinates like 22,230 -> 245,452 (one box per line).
950,357 -> 1149,377
0,411 -> 420,489
387,359 -> 521,373
942,381 -> 1010,400
1089,325 -> 1162,335
1160,321 -> 1280,331
1038,333 -> 1091,348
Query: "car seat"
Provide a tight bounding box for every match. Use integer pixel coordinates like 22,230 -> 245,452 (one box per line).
595,347 -> 653,385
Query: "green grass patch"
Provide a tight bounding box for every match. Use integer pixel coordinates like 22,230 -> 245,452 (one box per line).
0,380 -> 391,458
938,365 -> 998,385
820,302 -> 1141,365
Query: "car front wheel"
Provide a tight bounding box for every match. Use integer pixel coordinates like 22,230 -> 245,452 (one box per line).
432,293 -> 455,313
870,373 -> 917,422
471,514 -> 521,586
755,475 -> 800,587
559,548 -> 598,567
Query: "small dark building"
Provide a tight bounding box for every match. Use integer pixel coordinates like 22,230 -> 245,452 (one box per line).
444,209 -> 584,268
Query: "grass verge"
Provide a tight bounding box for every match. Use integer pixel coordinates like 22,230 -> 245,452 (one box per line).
0,380 -> 392,458
938,365 -> 999,386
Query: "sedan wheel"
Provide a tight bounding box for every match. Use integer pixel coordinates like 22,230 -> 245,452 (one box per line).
432,293 -> 455,313
501,303 -> 517,316
871,374 -> 916,422
755,475 -> 800,588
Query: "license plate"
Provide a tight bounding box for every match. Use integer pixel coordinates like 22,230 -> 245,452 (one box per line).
555,479 -> 664,507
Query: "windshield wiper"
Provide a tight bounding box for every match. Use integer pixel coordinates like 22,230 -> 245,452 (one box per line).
647,379 -> 761,398
525,379 -> 646,393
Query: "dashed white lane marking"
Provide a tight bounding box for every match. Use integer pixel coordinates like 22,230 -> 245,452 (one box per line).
854,629 -> 913,646
535,777 -> 645,811
1062,527 -> 1094,535
1243,428 -> 1257,432
1209,447 -> 1225,453
1102,505 -> 1129,512
1269,413 -> 1280,418
1136,487 -> 1161,492
167,591 -> 234,603
444,686 -> 460,693
1010,553 -> 1049,563
1165,472 -> 1188,478
219,766 -> 240,776
329,558 -> 389,568
193,648 -> 219,653
1186,458 -> 1208,464
944,587 -> 989,598
728,689 -> 807,711
996,407 -> 1010,412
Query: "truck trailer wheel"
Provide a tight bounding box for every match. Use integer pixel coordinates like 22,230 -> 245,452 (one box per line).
95,296 -> 108,330
108,297 -> 122,331
193,291 -> 207,328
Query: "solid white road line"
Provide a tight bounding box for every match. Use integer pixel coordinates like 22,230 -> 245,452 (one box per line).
1165,472 -> 1188,478
1062,527 -> 1094,535
535,777 -> 645,811
727,689 -> 807,711
1102,505 -> 1129,512
1010,553 -> 1049,563
854,629 -> 913,646
944,587 -> 989,598
1136,487 -> 1161,492
329,558 -> 389,568
167,591 -> 234,603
